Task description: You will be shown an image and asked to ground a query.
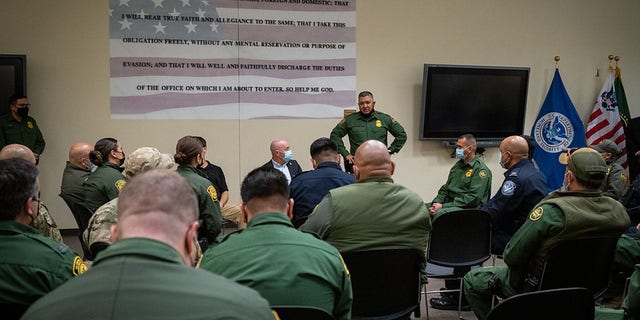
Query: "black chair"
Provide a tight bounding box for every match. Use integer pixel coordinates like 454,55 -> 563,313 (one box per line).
424,209 -> 491,319
271,305 -> 334,320
60,196 -> 94,259
532,236 -> 620,299
487,287 -> 594,320
0,302 -> 29,320
341,248 -> 422,320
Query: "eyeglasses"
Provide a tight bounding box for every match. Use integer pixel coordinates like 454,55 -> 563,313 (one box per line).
16,103 -> 31,108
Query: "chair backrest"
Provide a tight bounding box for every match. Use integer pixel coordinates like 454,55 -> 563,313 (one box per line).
538,236 -> 619,298
271,305 -> 334,320
341,248 -> 421,319
487,287 -> 594,320
427,209 -> 492,267
0,302 -> 29,320
60,195 -> 93,232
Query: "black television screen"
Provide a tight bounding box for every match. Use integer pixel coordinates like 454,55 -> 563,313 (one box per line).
0,54 -> 27,116
420,64 -> 529,141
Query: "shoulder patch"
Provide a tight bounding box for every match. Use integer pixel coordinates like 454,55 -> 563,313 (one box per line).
465,169 -> 473,177
115,179 -> 126,191
529,207 -> 543,221
391,117 -> 398,124
479,170 -> 488,179
501,181 -> 517,196
621,173 -> 629,182
206,185 -> 218,201
72,256 -> 88,276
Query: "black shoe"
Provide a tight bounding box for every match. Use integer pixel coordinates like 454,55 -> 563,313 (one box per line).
430,295 -> 471,311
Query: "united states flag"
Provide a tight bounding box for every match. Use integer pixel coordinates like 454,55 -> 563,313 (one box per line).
586,69 -> 627,167
109,0 -> 356,119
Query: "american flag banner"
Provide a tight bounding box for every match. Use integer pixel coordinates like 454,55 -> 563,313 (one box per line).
586,69 -> 628,168
109,0 -> 356,119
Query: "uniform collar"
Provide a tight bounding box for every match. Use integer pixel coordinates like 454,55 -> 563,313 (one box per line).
246,212 -> 294,229
504,158 -> 531,176
315,162 -> 342,170
357,175 -> 394,184
355,110 -> 378,120
458,155 -> 481,168
93,237 -> 185,266
0,220 -> 40,235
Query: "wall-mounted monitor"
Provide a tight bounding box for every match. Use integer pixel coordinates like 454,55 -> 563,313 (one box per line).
419,64 -> 529,143
0,54 -> 27,116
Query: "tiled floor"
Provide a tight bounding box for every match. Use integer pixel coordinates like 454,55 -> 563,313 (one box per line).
63,229 -> 485,320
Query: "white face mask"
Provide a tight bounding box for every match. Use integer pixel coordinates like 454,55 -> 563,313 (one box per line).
498,153 -> 506,169
455,148 -> 466,160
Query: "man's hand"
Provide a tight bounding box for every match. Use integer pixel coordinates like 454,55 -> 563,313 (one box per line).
346,154 -> 355,164
429,202 -> 443,215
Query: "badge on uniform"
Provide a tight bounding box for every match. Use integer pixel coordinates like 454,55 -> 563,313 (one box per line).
206,185 -> 218,201
529,207 -> 543,221
115,179 -> 126,191
465,169 -> 473,177
375,120 -> 382,127
501,181 -> 517,196
621,173 -> 629,182
479,170 -> 487,178
27,121 -> 34,129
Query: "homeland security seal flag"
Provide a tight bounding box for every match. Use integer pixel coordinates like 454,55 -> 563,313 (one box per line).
531,69 -> 586,190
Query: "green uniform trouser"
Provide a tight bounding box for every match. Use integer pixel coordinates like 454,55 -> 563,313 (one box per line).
614,234 -> 640,274
463,266 -> 518,320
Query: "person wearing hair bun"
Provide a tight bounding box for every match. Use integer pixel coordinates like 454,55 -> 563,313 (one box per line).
83,138 -> 126,212
174,136 -> 222,251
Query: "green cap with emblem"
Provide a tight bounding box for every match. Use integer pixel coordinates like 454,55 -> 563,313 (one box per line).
591,139 -> 620,156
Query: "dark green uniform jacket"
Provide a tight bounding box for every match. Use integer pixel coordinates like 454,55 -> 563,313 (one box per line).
0,113 -> 45,155
330,110 -> 407,157
602,162 -> 630,200
22,238 -> 275,320
83,162 -> 126,212
176,165 -> 222,245
0,221 -> 83,307
59,161 -> 91,205
201,212 -> 353,320
431,156 -> 492,216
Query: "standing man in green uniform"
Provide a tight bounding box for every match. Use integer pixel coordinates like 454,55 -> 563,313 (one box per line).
22,170 -> 275,320
330,91 -> 407,173
428,133 -> 492,218
0,158 -> 86,315
463,148 -> 629,320
200,168 -> 352,320
0,95 -> 45,163
592,139 -> 629,200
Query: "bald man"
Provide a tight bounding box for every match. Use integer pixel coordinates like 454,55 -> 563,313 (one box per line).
59,142 -> 93,206
260,139 -> 302,184
0,144 -> 63,242
482,135 -> 548,254
300,140 -> 431,278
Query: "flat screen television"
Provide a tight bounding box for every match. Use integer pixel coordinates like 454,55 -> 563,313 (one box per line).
419,64 -> 529,143
0,55 -> 27,117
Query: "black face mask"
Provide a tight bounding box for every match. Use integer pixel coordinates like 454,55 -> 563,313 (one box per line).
16,107 -> 29,117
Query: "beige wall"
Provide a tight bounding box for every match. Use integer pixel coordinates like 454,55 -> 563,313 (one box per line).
1,0 -> 639,229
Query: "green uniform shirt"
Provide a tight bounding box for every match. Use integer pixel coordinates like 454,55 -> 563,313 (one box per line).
0,221 -> 84,306
83,162 -> 126,212
431,156 -> 492,216
602,162 -> 630,200
330,110 -> 407,157
22,238 -> 275,320
201,212 -> 352,320
59,161 -> 91,205
176,165 -> 222,244
0,113 -> 45,155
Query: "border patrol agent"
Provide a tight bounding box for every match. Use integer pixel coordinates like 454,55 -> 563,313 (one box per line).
592,139 -> 629,200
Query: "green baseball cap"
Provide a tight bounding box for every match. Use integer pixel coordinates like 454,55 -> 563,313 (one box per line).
558,147 -> 607,185
591,139 -> 620,155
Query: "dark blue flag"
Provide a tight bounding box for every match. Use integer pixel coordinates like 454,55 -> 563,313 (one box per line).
531,69 -> 587,190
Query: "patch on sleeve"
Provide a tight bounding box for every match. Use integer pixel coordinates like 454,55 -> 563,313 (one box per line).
206,185 -> 218,201
529,207 -> 543,221
391,117 -> 398,124
465,169 -> 474,177
72,256 -> 88,276
479,170 -> 488,179
621,173 -> 629,182
115,179 -> 126,191
501,181 -> 517,196
338,253 -> 350,277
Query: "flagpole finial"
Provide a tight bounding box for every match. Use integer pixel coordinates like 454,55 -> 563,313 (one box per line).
608,55 -> 615,70
608,54 -> 614,60
615,56 -> 620,62
554,56 -> 560,68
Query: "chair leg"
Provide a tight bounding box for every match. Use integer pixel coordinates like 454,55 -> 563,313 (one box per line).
458,279 -> 464,319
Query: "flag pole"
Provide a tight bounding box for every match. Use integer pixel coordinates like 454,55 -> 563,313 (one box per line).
608,54 -> 615,70
554,55 -> 560,68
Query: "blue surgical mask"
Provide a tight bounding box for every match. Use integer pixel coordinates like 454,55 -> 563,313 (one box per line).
284,150 -> 293,162
90,163 -> 98,172
498,153 -> 506,169
455,148 -> 465,160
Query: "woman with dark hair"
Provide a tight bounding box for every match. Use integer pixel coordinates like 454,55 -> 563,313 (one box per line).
174,136 -> 222,251
83,138 -> 126,212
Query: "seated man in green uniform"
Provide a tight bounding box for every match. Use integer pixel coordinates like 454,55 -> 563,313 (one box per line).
592,139 -> 629,200
0,94 -> 45,164
463,148 -> 630,320
330,91 -> 407,173
428,133 -> 492,218
0,158 -> 86,316
0,144 -> 63,243
22,170 -> 275,320
200,168 -> 353,320
300,140 -> 431,280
